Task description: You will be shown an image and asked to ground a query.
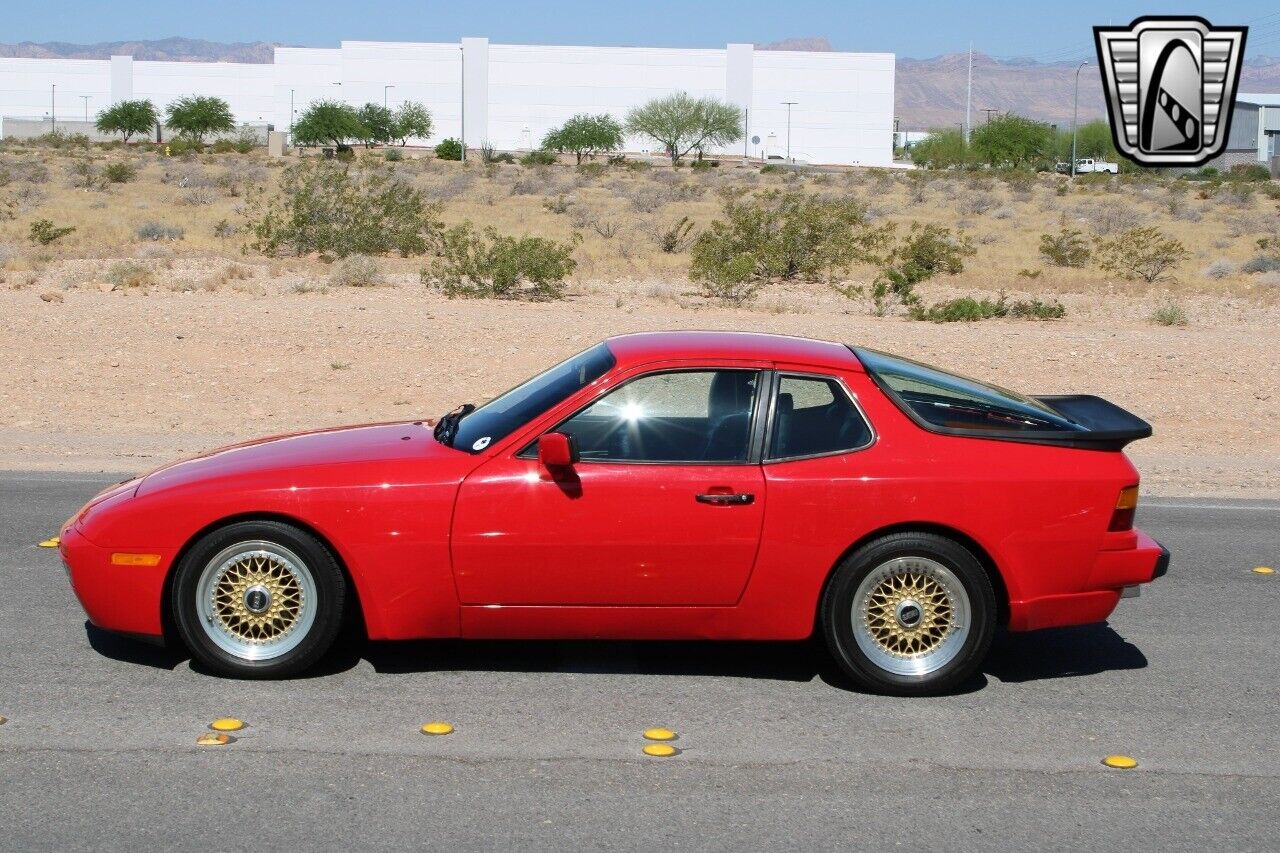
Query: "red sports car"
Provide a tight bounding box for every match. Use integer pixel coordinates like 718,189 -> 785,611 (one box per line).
60,332 -> 1168,695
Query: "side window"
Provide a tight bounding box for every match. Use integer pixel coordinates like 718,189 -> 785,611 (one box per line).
558,370 -> 759,463
768,375 -> 872,459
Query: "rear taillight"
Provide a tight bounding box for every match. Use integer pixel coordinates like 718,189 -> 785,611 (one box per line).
1109,485 -> 1139,531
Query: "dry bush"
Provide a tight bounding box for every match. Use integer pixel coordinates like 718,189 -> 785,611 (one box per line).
329,255 -> 381,287
107,260 -> 154,289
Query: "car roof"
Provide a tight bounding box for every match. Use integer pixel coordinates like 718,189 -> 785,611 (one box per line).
604,331 -> 862,371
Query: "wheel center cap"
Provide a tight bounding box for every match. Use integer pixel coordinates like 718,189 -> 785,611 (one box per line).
895,599 -> 924,629
243,584 -> 271,615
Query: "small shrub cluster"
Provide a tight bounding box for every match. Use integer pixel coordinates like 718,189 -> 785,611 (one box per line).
423,223 -> 578,300
689,190 -> 893,302
520,150 -> 558,166
434,138 -> 463,161
1095,227 -> 1189,283
1149,301 -> 1188,327
870,223 -> 975,314
246,161 -> 441,258
328,255 -> 381,287
910,293 -> 1066,322
136,221 -> 185,241
1039,227 -> 1091,267
658,217 -> 695,253
104,162 -> 137,184
29,219 -> 75,245
107,260 -> 154,289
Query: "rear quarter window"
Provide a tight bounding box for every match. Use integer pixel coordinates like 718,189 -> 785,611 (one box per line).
853,348 -> 1084,434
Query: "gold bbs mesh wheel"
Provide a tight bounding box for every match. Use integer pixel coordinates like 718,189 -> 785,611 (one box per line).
196,541 -> 319,662
851,556 -> 971,677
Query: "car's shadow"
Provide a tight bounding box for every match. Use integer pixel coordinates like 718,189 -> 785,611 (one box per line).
87,619 -> 1147,691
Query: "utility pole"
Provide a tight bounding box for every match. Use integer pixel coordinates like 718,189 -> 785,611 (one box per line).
80,95 -> 90,122
289,88 -> 295,142
964,43 -> 973,143
981,108 -> 998,125
1071,61 -> 1089,177
781,101 -> 797,163
51,84 -> 56,132
743,107 -> 749,162
459,45 -> 466,163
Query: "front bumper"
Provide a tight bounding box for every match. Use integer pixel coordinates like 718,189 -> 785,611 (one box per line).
59,525 -> 169,638
1008,528 -> 1168,632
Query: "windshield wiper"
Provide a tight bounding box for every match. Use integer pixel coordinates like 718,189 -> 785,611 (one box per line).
432,403 -> 475,447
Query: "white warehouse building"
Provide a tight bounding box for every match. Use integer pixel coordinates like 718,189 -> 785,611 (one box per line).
0,38 -> 895,166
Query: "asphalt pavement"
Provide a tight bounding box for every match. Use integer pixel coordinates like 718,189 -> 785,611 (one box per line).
1,471 -> 1277,851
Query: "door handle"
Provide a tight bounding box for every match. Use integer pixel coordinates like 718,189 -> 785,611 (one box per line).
695,492 -> 755,505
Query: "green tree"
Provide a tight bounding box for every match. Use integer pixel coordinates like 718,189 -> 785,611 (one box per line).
542,113 -> 624,164
356,103 -> 395,146
392,101 -> 433,145
434,138 -> 463,161
626,92 -> 742,164
94,99 -> 158,143
292,101 -> 370,149
970,113 -> 1053,168
909,128 -> 970,169
164,96 -> 235,144
1054,119 -> 1119,164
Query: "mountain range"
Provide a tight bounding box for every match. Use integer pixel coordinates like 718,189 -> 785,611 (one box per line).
4,37 -> 1278,130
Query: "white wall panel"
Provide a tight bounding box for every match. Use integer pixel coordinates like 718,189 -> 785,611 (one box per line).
134,61 -> 274,124
0,58 -> 111,122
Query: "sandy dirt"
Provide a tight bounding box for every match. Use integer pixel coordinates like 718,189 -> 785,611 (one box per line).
2,281 -> 1276,497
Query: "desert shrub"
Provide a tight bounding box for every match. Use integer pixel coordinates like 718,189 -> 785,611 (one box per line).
1201,260 -> 1235,279
1149,301 -> 1188,326
30,131 -> 91,149
165,138 -> 206,157
592,220 -> 620,239
520,149 -> 558,166
689,158 -> 717,170
759,164 -> 786,174
135,221 -> 184,241
689,190 -> 893,300
422,223 -> 578,301
210,129 -> 259,154
434,138 -> 463,161
870,223 -> 975,313
29,219 -> 75,245
68,159 -> 106,191
1259,183 -> 1280,200
104,162 -> 138,184
542,194 -> 573,214
328,255 -> 381,287
1241,255 -> 1280,274
245,161 -> 441,258
658,216 -> 695,253
1095,227 -> 1189,283
107,260 -> 154,289
383,148 -> 403,162
1228,164 -> 1271,182
1039,227 -> 1091,267
910,293 -> 1065,322
956,191 -> 998,215
577,162 -> 608,179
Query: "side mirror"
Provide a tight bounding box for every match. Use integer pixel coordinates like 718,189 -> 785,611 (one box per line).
537,432 -> 579,468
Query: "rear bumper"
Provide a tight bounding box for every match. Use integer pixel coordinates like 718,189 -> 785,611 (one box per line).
1008,528 -> 1168,632
59,524 -> 168,638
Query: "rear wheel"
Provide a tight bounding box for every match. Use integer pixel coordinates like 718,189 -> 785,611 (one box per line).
821,532 -> 995,696
172,520 -> 346,678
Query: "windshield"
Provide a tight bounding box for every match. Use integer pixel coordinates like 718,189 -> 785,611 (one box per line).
446,343 -> 616,452
854,348 -> 1083,433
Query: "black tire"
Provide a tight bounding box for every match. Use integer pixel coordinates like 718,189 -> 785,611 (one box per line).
172,520 -> 346,679
820,532 -> 996,696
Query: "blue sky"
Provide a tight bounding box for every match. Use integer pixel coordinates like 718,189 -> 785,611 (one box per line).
9,2 -> 1280,60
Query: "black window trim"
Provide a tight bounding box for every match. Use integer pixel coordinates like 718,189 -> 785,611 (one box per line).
517,366 -> 771,466
762,371 -> 877,463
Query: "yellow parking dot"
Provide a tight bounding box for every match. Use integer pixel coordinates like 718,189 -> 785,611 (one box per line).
209,718 -> 245,732
196,733 -> 232,746
1254,566 -> 1275,575
1102,755 -> 1138,769
643,727 -> 677,741
38,538 -> 60,548
420,722 -> 454,736
643,743 -> 678,757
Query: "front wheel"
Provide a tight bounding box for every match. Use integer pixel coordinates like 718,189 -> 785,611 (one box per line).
820,532 -> 996,696
172,520 -> 346,678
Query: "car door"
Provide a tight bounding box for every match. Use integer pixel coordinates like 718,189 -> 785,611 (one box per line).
450,367 -> 769,607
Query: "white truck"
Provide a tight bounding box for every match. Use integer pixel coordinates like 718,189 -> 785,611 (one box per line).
1073,158 -> 1119,174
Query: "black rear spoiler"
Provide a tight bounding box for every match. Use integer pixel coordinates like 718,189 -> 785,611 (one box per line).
1031,395 -> 1152,451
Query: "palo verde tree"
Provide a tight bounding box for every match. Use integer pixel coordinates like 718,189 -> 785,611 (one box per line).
292,101 -> 371,149
356,103 -> 396,146
94,99 -> 158,143
164,96 -> 235,144
626,92 -> 742,164
908,128 -> 971,170
542,113 -> 624,164
969,112 -> 1054,169
392,101 -> 433,145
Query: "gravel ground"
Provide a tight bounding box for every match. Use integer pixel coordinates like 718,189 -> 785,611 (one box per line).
2,283 -> 1277,496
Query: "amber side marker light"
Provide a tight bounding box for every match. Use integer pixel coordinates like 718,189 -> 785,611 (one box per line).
1109,486 -> 1139,532
111,553 -> 162,567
